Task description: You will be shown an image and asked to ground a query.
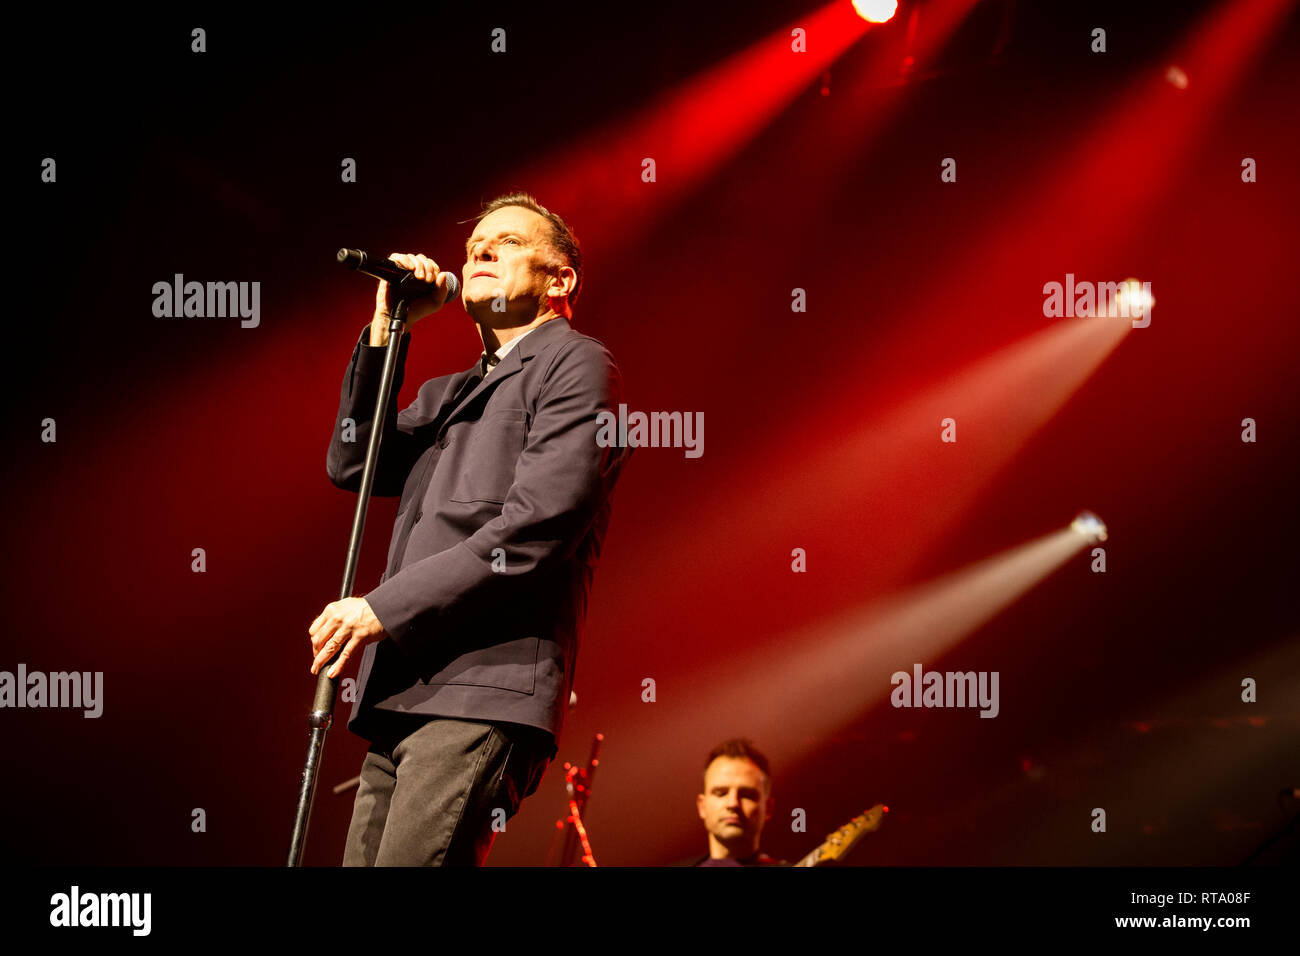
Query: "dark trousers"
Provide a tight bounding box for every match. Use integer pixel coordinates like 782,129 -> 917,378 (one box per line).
342,714 -> 554,866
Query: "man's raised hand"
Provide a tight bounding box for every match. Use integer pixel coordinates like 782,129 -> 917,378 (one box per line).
371,252 -> 453,346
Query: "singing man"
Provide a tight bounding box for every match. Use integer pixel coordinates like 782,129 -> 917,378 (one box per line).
310,191 -> 630,865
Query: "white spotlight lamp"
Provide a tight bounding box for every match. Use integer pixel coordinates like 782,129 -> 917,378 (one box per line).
1070,511 -> 1108,543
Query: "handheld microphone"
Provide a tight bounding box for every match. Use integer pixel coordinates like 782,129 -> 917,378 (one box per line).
337,248 -> 461,304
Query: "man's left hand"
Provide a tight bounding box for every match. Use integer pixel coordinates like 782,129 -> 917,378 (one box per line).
309,597 -> 387,679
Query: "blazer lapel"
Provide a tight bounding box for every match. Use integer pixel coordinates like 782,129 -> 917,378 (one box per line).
427,368 -> 481,430
438,317 -> 572,437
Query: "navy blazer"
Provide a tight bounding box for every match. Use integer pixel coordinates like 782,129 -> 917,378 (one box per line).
326,316 -> 629,746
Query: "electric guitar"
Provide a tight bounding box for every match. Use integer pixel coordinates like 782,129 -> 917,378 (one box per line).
790,804 -> 889,867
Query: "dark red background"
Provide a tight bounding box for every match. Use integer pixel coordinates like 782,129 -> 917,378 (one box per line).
7,0 -> 1298,866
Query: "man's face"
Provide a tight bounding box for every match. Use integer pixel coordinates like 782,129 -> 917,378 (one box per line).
461,205 -> 569,321
696,757 -> 772,851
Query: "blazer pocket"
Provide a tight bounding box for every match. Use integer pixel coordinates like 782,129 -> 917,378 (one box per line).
421,637 -> 540,695
448,411 -> 529,504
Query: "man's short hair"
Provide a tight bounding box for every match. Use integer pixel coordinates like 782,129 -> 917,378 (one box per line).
472,191 -> 583,309
702,738 -> 772,795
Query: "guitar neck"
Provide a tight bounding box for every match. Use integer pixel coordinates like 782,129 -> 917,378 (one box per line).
791,804 -> 888,867
791,846 -> 822,867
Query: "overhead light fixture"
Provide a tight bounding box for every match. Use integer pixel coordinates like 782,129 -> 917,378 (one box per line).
1070,511 -> 1108,543
853,0 -> 899,24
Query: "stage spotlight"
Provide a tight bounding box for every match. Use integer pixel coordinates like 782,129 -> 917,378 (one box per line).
1117,278 -> 1155,318
1070,511 -> 1108,543
853,0 -> 898,24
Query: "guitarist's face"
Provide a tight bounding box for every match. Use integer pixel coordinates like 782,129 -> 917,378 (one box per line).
697,757 -> 773,855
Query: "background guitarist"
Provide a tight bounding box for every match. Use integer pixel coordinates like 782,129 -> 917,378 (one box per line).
680,738 -> 787,866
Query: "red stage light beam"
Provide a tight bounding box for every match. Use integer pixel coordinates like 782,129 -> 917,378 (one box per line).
489,1 -> 875,257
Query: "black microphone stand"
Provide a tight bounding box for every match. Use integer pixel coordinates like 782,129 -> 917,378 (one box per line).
286,295 -> 415,867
